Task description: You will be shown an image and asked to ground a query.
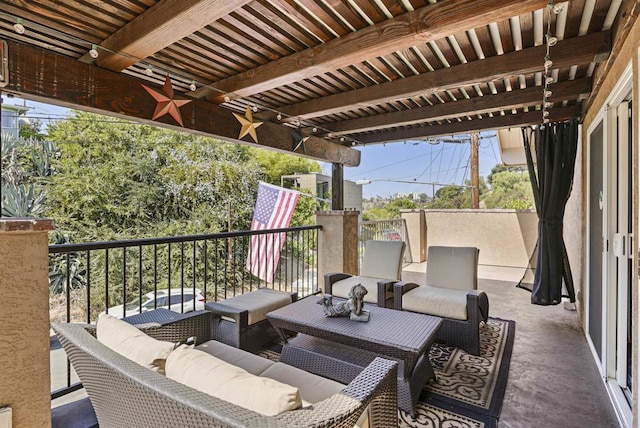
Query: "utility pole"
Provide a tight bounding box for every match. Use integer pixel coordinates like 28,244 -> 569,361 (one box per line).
470,132 -> 480,209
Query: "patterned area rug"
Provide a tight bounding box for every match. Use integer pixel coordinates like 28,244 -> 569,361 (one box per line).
259,318 -> 515,428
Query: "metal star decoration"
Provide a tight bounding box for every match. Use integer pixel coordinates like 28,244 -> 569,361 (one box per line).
233,106 -> 263,143
141,75 -> 192,127
291,126 -> 309,154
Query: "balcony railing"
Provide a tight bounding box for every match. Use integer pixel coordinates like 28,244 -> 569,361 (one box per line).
49,225 -> 320,399
358,219 -> 411,263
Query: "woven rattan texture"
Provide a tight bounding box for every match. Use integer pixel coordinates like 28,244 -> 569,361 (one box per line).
394,285 -> 489,355
53,310 -> 398,427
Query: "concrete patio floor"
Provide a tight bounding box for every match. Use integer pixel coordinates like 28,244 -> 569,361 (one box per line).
403,264 -> 620,427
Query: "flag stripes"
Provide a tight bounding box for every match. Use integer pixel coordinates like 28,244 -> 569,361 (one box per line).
246,183 -> 299,282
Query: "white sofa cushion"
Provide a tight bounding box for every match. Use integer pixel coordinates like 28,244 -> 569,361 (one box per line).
96,313 -> 176,374
166,345 -> 302,416
196,339 -> 275,375
330,275 -> 391,304
402,285 -> 472,320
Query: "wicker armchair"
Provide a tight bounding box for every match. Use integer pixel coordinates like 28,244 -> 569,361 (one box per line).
53,311 -> 398,428
394,246 -> 489,355
325,240 -> 406,308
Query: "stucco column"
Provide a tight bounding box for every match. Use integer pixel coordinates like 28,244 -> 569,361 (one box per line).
0,218 -> 55,428
316,211 -> 359,281
401,209 -> 426,262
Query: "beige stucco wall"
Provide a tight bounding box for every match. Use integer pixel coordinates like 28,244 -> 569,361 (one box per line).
316,211 -> 359,279
563,126 -> 584,312
400,210 -> 426,263
580,10 -> 640,425
424,209 -> 538,280
0,220 -> 54,427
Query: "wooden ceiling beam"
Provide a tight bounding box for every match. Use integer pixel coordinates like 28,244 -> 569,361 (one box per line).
78,0 -> 253,71
5,39 -> 359,166
196,0 -> 549,102
279,31 -> 611,121
353,106 -> 581,145
319,78 -> 592,136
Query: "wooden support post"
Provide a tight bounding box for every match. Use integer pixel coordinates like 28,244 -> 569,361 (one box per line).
331,163 -> 344,210
470,132 -> 480,209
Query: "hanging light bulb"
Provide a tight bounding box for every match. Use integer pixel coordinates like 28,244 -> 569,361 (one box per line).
546,34 -> 558,47
312,127 -> 317,133
189,81 -> 197,92
276,113 -> 282,121
544,90 -> 552,98
14,18 -> 25,34
351,141 -> 356,146
545,75 -> 554,84
252,105 -> 258,113
543,110 -> 550,118
89,44 -> 99,59
340,137 -> 345,142
544,57 -> 553,70
223,95 -> 231,102
145,65 -> 154,76
544,101 -> 553,108
553,2 -> 565,14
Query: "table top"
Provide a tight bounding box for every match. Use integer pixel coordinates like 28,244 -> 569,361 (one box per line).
267,296 -> 442,358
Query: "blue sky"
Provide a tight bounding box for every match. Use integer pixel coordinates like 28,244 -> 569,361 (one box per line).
5,97 -> 503,198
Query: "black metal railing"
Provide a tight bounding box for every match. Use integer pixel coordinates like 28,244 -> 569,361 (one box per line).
50,225 -> 320,399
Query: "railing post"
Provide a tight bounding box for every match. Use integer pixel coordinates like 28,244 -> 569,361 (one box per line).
316,211 -> 359,281
0,218 -> 55,428
400,209 -> 427,262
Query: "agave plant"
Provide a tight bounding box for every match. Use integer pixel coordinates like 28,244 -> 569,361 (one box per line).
1,183 -> 45,217
48,231 -> 87,294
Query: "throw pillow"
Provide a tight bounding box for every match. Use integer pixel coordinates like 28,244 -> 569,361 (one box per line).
166,345 -> 302,416
96,313 -> 176,374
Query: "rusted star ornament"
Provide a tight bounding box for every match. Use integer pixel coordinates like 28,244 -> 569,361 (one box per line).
233,106 -> 263,144
291,126 -> 309,154
141,75 -> 192,127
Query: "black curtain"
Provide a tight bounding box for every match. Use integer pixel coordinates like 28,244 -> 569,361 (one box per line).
521,120 -> 578,305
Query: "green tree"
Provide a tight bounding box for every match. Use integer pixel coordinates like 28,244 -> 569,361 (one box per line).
45,111 -> 262,240
482,165 -> 534,209
250,149 -> 321,185
426,185 -> 471,209
362,197 -> 416,220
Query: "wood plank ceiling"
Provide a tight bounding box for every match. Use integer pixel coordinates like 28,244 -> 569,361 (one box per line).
0,0 -> 628,165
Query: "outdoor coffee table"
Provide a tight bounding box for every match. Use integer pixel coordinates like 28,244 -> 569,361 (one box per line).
266,296 -> 442,415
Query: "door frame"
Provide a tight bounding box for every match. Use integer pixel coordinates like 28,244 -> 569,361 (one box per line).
585,62 -> 633,427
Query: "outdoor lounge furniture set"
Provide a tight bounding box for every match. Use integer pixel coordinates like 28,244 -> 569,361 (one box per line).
325,242 -> 489,355
53,308 -> 398,428
54,242 -> 487,427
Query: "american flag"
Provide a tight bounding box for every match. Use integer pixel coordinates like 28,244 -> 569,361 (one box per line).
246,182 -> 299,282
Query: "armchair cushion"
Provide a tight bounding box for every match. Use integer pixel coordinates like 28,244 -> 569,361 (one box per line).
360,240 -> 405,280
166,344 -> 302,416
329,275 -> 392,305
96,313 -> 176,374
401,285 -> 477,320
426,246 -> 478,291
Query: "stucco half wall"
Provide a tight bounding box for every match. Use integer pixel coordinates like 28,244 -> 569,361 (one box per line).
423,209 -> 538,282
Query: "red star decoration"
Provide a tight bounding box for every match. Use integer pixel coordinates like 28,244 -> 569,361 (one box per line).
141,75 -> 192,127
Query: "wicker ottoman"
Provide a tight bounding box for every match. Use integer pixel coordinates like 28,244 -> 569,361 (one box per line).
205,288 -> 297,352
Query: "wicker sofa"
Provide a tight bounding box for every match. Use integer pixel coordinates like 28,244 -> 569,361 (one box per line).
53,310 -> 398,428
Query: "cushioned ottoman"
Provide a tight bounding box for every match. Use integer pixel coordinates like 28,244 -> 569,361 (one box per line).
205,288 -> 297,352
